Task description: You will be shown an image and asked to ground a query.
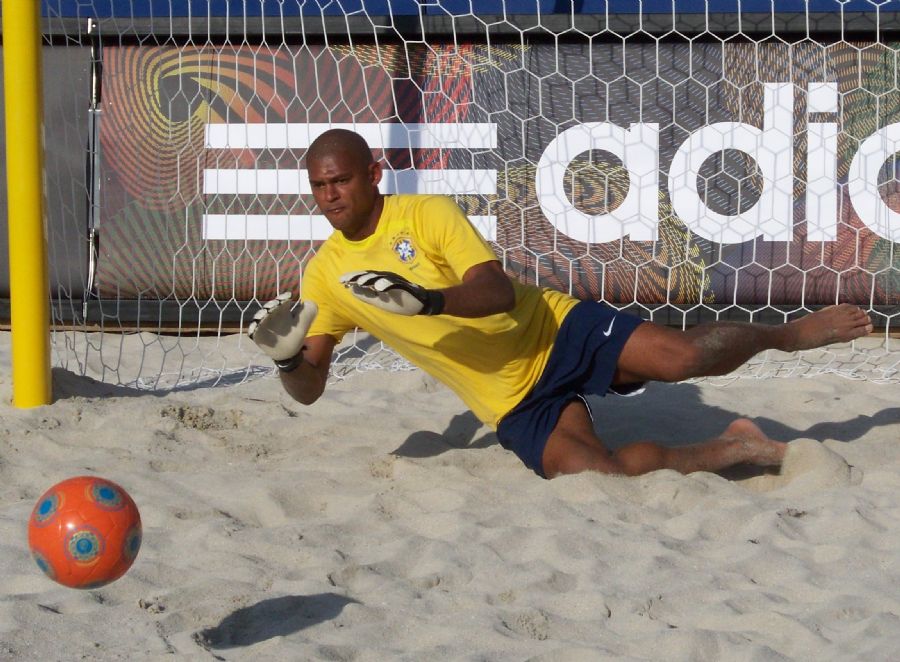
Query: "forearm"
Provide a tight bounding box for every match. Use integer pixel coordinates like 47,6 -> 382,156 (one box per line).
436,261 -> 516,318
438,280 -> 515,318
278,356 -> 328,405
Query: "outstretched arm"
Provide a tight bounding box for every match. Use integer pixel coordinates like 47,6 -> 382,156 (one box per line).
247,294 -> 336,405
284,262 -> 512,402
342,260 -> 515,319
278,333 -> 336,405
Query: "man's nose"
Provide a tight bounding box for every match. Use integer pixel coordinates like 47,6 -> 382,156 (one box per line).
324,184 -> 339,200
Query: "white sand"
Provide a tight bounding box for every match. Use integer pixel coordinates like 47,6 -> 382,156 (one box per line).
1,330 -> 899,661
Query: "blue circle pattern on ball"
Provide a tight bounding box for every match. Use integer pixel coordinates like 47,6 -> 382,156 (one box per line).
33,493 -> 60,524
91,482 -> 123,510
66,528 -> 104,563
123,527 -> 142,560
32,550 -> 56,579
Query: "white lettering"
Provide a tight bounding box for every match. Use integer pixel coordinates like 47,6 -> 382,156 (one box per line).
669,83 -> 794,244
536,122 -> 659,243
848,123 -> 900,243
206,89 -> 900,246
807,82 -> 839,241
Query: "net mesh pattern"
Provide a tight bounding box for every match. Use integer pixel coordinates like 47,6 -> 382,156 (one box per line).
30,3 -> 899,390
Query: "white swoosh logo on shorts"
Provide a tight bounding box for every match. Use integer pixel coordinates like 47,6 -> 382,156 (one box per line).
603,318 -> 615,336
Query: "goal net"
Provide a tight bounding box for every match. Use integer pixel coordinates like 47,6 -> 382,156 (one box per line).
27,1 -> 900,390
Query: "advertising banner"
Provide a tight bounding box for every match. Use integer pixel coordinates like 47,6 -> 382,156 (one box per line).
95,41 -> 900,306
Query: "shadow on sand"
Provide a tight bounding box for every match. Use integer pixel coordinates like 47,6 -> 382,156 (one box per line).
193,593 -> 359,651
391,381 -> 898,477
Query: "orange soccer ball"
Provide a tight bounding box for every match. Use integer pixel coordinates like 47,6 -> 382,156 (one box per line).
27,476 -> 142,589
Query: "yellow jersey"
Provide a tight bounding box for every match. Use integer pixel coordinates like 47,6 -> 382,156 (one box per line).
302,194 -> 578,428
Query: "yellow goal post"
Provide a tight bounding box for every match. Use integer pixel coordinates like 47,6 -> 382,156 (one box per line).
2,0 -> 51,407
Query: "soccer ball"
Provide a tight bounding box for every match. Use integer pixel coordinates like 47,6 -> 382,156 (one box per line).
27,476 -> 142,589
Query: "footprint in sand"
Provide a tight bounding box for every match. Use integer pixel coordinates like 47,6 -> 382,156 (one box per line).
160,405 -> 242,431
499,608 -> 553,641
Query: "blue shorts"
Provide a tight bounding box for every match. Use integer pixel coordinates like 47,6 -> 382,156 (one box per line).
495,301 -> 645,478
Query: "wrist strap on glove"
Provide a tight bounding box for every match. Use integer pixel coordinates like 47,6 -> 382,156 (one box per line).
274,351 -> 303,373
421,289 -> 445,316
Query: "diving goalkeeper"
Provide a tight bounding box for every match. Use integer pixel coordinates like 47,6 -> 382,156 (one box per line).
248,128 -> 873,479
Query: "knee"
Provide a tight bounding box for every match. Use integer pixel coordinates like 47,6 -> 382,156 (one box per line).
543,447 -> 605,478
546,443 -> 668,477
542,437 -> 620,478
613,442 -> 669,476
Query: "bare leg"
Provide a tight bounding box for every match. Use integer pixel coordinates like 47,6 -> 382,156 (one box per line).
616,303 -> 873,384
541,400 -> 786,478
614,419 -> 786,476
537,305 -> 870,479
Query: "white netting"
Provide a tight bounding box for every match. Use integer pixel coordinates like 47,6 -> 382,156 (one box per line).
29,3 -> 899,391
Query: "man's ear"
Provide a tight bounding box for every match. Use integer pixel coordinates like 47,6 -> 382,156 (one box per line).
369,160 -> 383,187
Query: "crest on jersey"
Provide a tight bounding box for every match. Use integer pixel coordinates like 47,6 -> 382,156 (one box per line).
392,236 -> 417,263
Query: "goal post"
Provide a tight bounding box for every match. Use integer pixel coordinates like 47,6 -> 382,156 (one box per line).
3,0 -> 51,407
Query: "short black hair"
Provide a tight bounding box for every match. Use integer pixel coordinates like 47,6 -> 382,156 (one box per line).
306,128 -> 374,166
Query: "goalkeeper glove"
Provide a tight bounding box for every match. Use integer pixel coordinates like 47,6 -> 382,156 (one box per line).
247,293 -> 318,372
340,270 -> 445,316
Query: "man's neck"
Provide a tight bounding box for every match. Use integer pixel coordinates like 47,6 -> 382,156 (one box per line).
343,194 -> 385,242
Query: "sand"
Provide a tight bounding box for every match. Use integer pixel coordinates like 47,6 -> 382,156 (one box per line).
1,330 -> 899,661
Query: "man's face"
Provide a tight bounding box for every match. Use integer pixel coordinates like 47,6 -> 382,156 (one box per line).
307,150 -> 382,241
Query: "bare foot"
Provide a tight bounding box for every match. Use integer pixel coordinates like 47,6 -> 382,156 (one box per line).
721,418 -> 787,467
781,304 -> 873,351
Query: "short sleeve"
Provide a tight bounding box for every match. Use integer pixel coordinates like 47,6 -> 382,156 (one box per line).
414,196 -> 499,279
